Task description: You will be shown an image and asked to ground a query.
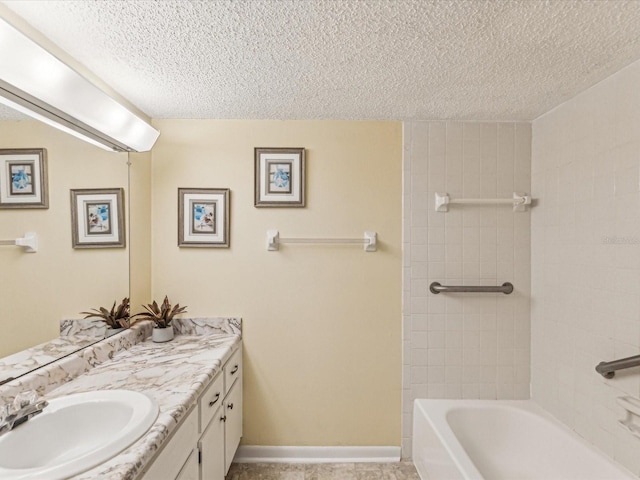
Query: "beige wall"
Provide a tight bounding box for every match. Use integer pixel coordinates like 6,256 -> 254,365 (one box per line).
0,121 -> 129,357
402,121 -> 532,455
129,151 -> 152,312
151,120 -> 402,446
532,59 -> 640,475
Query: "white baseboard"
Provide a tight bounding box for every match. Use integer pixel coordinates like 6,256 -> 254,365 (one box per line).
234,445 -> 401,464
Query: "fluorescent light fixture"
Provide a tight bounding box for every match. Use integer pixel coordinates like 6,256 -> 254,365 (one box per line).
0,17 -> 159,152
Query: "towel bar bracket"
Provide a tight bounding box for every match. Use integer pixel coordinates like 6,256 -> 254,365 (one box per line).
0,232 -> 37,253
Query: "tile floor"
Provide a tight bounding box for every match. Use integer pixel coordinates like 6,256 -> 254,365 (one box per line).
225,461 -> 420,479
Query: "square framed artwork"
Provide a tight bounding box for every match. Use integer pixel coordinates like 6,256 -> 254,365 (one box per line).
0,148 -> 48,209
178,188 -> 230,248
70,188 -> 126,248
254,147 -> 305,207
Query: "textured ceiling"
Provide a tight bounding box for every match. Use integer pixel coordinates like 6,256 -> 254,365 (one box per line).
3,0 -> 640,121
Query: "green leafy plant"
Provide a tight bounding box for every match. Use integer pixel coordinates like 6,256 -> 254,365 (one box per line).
81,297 -> 130,329
132,296 -> 187,329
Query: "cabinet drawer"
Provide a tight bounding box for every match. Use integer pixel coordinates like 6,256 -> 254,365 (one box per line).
199,372 -> 224,432
224,346 -> 242,394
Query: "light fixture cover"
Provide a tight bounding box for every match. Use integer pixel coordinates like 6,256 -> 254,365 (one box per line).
0,17 -> 159,152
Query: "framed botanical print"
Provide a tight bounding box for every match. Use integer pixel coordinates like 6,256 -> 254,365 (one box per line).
70,188 -> 125,248
0,148 -> 48,209
254,147 -> 305,207
178,188 -> 230,248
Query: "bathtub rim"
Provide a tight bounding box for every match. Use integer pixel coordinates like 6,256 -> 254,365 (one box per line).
412,399 -> 638,480
413,398 -> 484,480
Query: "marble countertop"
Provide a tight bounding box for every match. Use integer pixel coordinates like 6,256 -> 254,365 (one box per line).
1,317 -> 242,480
0,317 -> 127,388
0,336 -> 101,386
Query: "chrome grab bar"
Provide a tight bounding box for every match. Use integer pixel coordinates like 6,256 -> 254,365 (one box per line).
429,282 -> 514,295
596,354 -> 640,379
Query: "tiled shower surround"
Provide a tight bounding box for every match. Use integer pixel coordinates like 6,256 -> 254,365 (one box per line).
532,60 -> 640,475
402,121 -> 532,455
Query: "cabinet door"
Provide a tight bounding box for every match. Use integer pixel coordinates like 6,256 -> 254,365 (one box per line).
199,407 -> 225,480
176,449 -> 199,480
224,379 -> 243,474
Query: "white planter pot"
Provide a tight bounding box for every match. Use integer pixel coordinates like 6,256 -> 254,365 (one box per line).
152,327 -> 174,343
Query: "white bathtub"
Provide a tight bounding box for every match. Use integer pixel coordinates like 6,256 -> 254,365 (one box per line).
412,399 -> 637,480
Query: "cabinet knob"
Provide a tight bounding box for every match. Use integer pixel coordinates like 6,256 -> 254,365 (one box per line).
230,365 -> 239,375
209,393 -> 220,407
220,415 -> 227,422
228,403 -> 234,410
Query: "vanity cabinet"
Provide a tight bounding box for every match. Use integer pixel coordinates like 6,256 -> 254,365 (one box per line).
199,345 -> 243,478
140,345 -> 242,480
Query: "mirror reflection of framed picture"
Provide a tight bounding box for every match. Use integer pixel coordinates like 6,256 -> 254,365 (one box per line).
254,147 -> 305,207
178,188 -> 230,248
0,148 -> 48,209
70,188 -> 125,248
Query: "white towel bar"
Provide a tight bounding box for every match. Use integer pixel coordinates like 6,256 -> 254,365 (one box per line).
267,230 -> 377,252
435,192 -> 531,212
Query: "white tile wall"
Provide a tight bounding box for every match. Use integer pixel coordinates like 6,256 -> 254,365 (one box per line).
402,121 -> 531,455
532,59 -> 640,476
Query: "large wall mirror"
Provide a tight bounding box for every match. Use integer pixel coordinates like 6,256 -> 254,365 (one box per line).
0,106 -> 130,384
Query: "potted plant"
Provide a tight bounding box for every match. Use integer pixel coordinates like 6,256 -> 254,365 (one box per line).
132,296 -> 187,343
81,297 -> 130,336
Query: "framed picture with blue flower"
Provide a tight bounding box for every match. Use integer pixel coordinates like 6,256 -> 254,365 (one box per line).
178,188 -> 230,248
0,148 -> 48,209
70,188 -> 125,248
254,147 -> 305,207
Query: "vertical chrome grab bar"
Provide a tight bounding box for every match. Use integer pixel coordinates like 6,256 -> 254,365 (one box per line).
429,282 -> 514,294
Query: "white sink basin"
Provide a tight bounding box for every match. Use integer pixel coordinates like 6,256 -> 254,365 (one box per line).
0,389 -> 159,480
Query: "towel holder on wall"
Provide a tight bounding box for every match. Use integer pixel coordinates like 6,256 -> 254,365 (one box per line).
0,232 -> 38,253
266,230 -> 377,252
435,192 -> 531,212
